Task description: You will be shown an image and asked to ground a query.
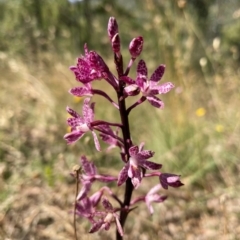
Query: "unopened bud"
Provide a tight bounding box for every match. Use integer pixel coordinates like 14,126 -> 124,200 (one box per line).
72,164 -> 81,172
108,17 -> 119,40
111,33 -> 121,54
129,36 -> 144,58
159,173 -> 184,189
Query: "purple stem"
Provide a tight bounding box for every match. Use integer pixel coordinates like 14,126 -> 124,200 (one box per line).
91,120 -> 123,128
93,89 -> 119,109
123,58 -> 135,76
115,53 -> 134,240
101,69 -> 118,90
94,127 -> 124,145
130,196 -> 145,205
127,96 -> 146,115
101,186 -> 123,207
105,71 -> 119,90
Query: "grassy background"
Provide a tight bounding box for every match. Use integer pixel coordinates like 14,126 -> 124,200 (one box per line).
0,0 -> 240,239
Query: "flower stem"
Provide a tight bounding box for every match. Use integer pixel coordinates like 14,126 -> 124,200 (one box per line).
116,55 -> 134,239
93,89 -> 119,109
127,96 -> 146,115
72,165 -> 81,240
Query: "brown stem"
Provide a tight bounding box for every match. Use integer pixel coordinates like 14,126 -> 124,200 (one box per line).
73,165 -> 81,240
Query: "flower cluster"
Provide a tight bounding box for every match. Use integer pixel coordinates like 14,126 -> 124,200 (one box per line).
64,17 -> 183,239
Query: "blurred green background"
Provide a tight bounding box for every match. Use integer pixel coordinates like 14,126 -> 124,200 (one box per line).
0,0 -> 240,239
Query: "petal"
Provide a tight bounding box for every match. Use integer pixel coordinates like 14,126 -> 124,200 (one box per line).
76,197 -> 92,217
99,133 -> 116,146
64,130 -> 85,144
83,98 -> 95,123
117,163 -> 129,186
120,76 -> 135,84
147,184 -> 162,196
103,222 -> 111,231
67,117 -> 84,127
124,84 -> 140,96
80,155 -> 97,175
66,106 -> 81,118
146,95 -> 164,108
136,76 -> 145,89
92,131 -> 101,151
146,201 -> 154,215
127,164 -> 135,178
131,168 -> 142,188
69,86 -> 93,97
102,198 -> 113,211
115,217 -> 124,237
137,59 -> 147,78
136,150 -> 154,160
89,220 -> 103,233
73,59 -> 94,83
149,64 -> 165,84
95,175 -> 117,182
148,89 -> 159,95
129,145 -> 139,157
138,142 -> 145,151
139,160 -> 162,170
90,191 -> 103,207
151,82 -> 174,94
146,194 -> 167,214
77,181 -> 92,200
99,125 -> 118,147
88,51 -> 109,72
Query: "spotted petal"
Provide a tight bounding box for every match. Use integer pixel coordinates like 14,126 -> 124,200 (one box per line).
137,59 -> 147,78
117,163 -> 129,186
151,82 -> 174,94
70,59 -> 93,83
146,95 -> 164,108
129,145 -> 139,156
64,130 -> 85,144
66,106 -> 81,118
81,155 -> 97,175
67,117 -> 84,127
149,64 -> 165,84
139,160 -> 162,170
120,76 -> 135,84
102,198 -> 113,211
89,220 -> 103,233
136,150 -> 154,160
83,98 -> 95,123
69,85 -> 93,97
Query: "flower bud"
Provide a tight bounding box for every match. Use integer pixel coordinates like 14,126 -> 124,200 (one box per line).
111,33 -> 121,54
108,17 -> 119,40
129,36 -> 144,58
159,173 -> 184,189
